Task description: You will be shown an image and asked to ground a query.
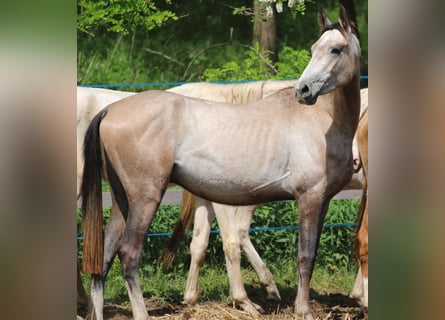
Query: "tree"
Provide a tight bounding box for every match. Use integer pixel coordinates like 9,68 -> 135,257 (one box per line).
77,0 -> 177,36
248,1 -> 308,66
253,1 -> 278,63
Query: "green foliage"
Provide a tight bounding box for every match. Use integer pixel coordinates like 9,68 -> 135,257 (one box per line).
317,200 -> 360,272
77,199 -> 359,272
77,2 -> 367,86
203,44 -> 310,81
78,198 -> 360,302
77,0 -> 177,35
203,43 -> 274,81
275,46 -> 311,78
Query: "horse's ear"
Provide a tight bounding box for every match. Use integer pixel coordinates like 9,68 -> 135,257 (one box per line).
338,4 -> 351,33
317,7 -> 331,31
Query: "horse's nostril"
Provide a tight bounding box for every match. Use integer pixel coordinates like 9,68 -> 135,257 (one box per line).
300,84 -> 311,98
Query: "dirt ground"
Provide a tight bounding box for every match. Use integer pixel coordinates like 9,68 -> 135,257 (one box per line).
77,292 -> 368,320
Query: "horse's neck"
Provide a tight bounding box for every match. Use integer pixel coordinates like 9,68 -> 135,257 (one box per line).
329,75 -> 361,138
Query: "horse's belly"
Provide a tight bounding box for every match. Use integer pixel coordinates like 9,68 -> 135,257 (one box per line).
170,163 -> 293,205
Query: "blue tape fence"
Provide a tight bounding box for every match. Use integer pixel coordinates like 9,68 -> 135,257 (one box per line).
76,222 -> 357,241
76,223 -> 357,241
79,76 -> 368,89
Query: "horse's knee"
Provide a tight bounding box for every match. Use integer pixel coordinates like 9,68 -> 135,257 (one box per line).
189,237 -> 208,266
222,239 -> 241,262
238,229 -> 250,247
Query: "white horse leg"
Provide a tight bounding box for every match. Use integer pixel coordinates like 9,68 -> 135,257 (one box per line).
350,266 -> 364,301
351,266 -> 368,307
90,275 -> 104,320
357,191 -> 368,308
213,203 -> 264,316
183,197 -> 214,305
363,275 -> 368,308
235,205 -> 281,301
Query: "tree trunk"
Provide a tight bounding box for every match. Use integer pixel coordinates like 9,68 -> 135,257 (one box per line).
252,1 -> 277,64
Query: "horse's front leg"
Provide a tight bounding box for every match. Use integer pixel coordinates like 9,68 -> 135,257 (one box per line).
294,194 -> 330,320
236,205 -> 281,301
183,197 -> 215,305
213,203 -> 264,316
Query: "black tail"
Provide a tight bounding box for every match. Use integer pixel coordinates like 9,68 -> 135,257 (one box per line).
81,109 -> 108,274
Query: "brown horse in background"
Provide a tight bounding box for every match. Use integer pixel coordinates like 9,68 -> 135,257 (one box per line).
81,5 -> 360,319
351,107 -> 368,307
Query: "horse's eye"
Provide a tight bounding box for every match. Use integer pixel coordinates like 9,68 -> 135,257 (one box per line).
331,47 -> 342,55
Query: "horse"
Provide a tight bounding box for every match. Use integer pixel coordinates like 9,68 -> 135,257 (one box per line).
77,85 -> 368,315
80,5 -> 361,319
162,88 -> 368,309
350,107 -> 368,307
76,80 -> 296,312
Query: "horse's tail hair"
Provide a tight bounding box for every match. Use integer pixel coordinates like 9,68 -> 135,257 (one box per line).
160,190 -> 196,269
81,109 -> 108,274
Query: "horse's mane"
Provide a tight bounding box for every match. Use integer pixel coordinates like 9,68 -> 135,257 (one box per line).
167,80 -> 297,104
167,82 -> 265,104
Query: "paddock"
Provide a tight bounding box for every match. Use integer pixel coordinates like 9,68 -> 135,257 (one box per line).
93,295 -> 368,320
77,190 -> 366,320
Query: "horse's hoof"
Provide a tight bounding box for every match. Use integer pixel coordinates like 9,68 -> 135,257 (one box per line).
238,300 -> 264,316
298,313 -> 314,320
294,305 -> 314,320
182,295 -> 199,306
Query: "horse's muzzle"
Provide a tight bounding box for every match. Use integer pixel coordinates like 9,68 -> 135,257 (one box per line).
295,84 -> 318,105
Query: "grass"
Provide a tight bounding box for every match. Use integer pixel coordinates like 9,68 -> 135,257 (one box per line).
78,186 -> 361,313
80,258 -> 357,305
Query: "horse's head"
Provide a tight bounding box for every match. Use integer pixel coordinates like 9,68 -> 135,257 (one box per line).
295,5 -> 361,105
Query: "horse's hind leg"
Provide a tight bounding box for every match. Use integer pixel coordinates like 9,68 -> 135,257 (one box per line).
357,189 -> 368,307
236,205 -> 281,301
213,203 -> 264,316
118,195 -> 164,320
184,197 -> 214,305
351,266 -> 364,301
90,193 -> 126,320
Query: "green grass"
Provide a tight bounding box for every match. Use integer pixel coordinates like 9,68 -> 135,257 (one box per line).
80,259 -> 357,305
78,190 -> 360,305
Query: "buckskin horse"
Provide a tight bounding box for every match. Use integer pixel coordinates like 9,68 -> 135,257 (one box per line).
77,85 -> 368,314
81,5 -> 361,319
76,80 -> 296,308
